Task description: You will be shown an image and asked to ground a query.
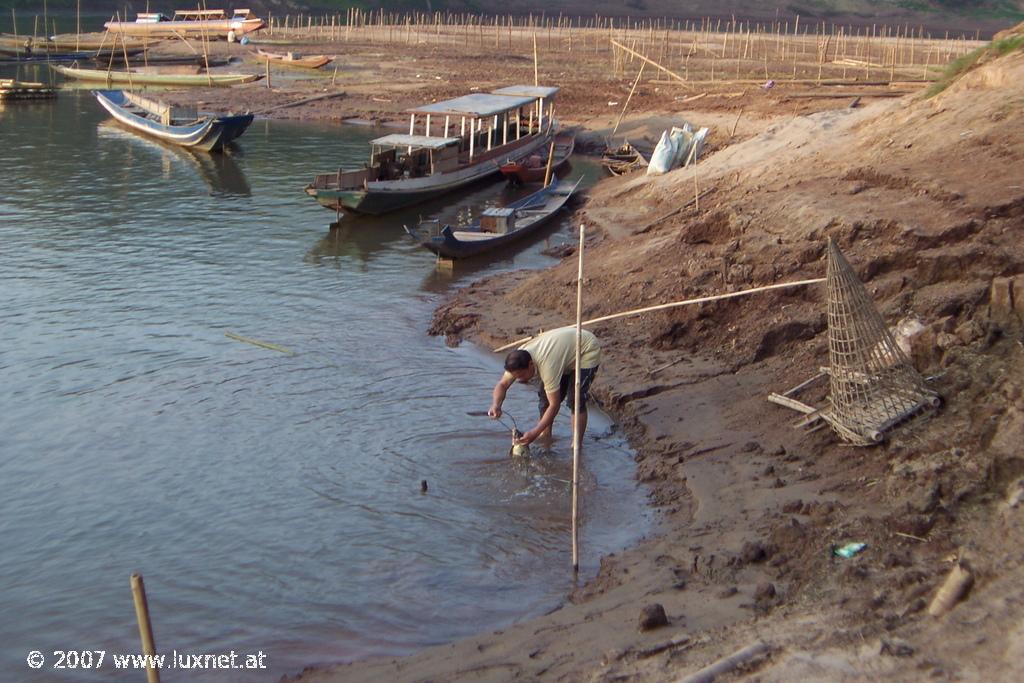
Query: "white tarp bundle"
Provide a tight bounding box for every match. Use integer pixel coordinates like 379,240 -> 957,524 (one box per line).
646,121 -> 710,176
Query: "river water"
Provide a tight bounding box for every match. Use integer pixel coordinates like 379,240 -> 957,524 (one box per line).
0,68 -> 650,681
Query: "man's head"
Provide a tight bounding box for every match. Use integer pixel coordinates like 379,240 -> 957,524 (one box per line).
504,349 -> 535,383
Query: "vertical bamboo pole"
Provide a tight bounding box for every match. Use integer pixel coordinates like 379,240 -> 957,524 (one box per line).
533,32 -> 539,86
130,574 -> 161,683
11,9 -> 20,62
571,223 -> 585,574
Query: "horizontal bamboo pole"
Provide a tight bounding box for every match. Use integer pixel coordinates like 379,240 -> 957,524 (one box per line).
493,278 -> 825,352
225,331 -> 295,355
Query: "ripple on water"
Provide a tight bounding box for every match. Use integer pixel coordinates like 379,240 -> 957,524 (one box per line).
0,88 -> 647,681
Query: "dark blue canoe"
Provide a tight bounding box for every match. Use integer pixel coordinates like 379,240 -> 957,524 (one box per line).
405,178 -> 581,260
93,89 -> 253,152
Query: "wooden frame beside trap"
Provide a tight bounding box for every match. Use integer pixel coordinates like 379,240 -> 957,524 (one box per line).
769,239 -> 940,445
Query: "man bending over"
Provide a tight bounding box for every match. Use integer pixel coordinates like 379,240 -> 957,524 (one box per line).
488,326 -> 601,447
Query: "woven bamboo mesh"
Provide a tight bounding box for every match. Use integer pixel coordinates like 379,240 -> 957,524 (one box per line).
821,239 -> 939,445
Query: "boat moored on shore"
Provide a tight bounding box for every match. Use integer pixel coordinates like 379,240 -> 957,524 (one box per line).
305,85 -> 559,215
405,177 -> 581,260
92,89 -> 253,152
103,8 -> 266,39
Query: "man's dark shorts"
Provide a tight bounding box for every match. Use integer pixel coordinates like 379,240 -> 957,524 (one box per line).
537,366 -> 599,415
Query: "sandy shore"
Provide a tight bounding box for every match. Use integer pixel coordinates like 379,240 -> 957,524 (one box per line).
75,26 -> 1024,682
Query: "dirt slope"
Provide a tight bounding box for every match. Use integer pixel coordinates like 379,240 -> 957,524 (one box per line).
297,31 -> 1024,683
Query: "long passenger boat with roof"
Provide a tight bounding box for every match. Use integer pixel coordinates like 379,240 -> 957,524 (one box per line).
305,85 -> 559,215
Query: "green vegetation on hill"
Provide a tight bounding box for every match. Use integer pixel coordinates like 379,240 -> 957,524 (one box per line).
926,27 -> 1024,96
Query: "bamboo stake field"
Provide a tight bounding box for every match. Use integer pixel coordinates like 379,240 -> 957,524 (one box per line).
249,10 -> 982,86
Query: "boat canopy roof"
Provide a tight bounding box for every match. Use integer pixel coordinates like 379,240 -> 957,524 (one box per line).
490,85 -> 560,99
172,9 -> 229,20
370,134 -> 461,150
408,93 -> 536,118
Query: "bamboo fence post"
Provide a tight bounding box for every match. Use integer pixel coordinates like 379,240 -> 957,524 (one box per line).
571,223 -> 585,573
542,139 -> 557,187
130,574 -> 161,683
533,32 -> 539,86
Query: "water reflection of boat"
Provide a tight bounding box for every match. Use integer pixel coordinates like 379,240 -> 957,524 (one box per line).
305,221 -> 405,268
97,120 -> 250,196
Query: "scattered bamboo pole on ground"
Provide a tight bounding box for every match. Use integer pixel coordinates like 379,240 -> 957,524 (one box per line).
730,108 -> 744,138
678,641 -> 771,683
633,188 -> 714,235
493,278 -> 826,352
928,560 -> 973,616
130,574 -> 161,683
571,223 -> 585,574
252,90 -> 346,115
611,39 -> 691,88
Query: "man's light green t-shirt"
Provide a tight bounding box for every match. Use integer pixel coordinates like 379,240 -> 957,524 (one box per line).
503,326 -> 601,393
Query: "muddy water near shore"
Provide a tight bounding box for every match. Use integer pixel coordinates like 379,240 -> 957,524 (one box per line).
0,84 -> 649,680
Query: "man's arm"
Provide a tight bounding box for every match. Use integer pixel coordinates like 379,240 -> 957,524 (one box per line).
517,389 -> 561,445
488,374 -> 515,418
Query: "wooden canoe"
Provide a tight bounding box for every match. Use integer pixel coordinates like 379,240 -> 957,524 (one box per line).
405,178 -> 581,260
93,89 -> 253,152
499,131 -> 575,184
254,48 -> 334,69
601,141 -> 649,176
51,64 -> 262,87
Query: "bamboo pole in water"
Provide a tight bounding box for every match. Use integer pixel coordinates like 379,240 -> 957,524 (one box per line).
571,223 -> 585,573
542,139 -> 556,187
130,574 -> 161,683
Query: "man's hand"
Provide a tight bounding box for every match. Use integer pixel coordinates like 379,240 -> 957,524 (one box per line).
515,428 -> 540,445
487,405 -> 502,419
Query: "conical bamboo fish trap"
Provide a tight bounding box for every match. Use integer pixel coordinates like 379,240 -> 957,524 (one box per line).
819,239 -> 940,444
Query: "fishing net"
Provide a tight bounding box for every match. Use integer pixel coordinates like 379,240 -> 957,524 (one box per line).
820,239 -> 940,445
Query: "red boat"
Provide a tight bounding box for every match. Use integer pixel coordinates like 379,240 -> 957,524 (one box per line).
498,131 -> 574,184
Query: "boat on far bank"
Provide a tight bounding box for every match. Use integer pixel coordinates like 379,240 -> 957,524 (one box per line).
405,178 -> 581,260
0,33 -> 148,61
92,89 -> 253,152
254,48 -> 334,69
499,131 -> 575,184
306,85 -> 559,215
104,9 -> 266,39
51,64 -> 262,87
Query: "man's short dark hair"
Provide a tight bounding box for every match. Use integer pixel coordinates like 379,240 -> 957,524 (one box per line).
504,350 -> 532,372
